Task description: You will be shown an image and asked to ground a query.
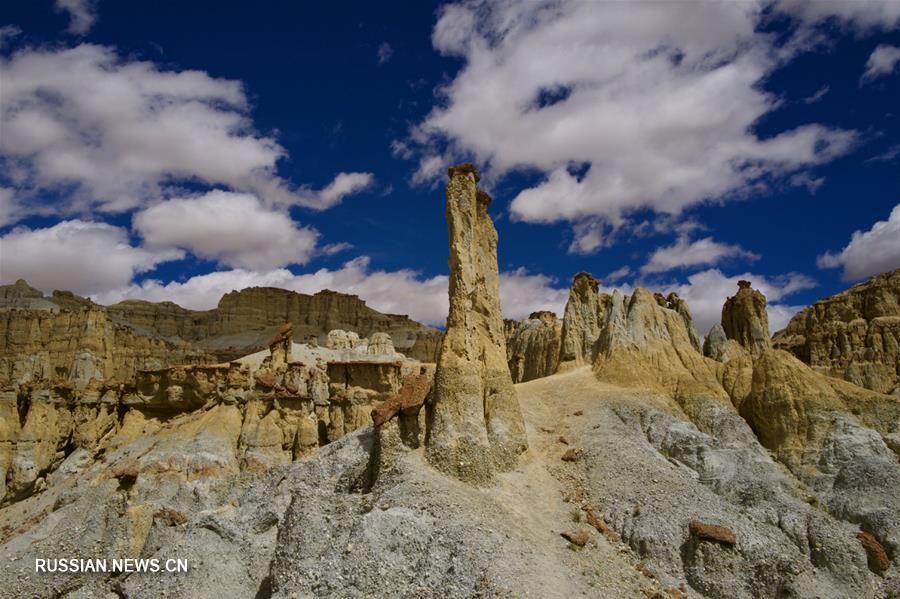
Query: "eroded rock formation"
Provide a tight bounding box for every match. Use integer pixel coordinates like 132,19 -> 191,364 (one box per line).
0,303 -> 213,388
367,332 -> 395,355
109,286 -> 443,362
593,288 -> 728,421
773,268 -> 900,395
268,322 -> 294,369
0,331 -> 411,504
506,311 -> 562,383
721,280 -> 771,356
700,281 -> 900,571
0,281 -> 442,389
558,272 -> 608,370
425,164 -> 528,483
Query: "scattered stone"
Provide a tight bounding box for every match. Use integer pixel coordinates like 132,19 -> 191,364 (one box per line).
560,530 -> 589,547
856,531 -> 889,574
688,520 -> 736,546
561,448 -> 583,462
154,508 -> 188,527
558,436 -> 570,445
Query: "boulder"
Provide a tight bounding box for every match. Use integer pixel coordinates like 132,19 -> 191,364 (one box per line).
366,332 -> 395,356
326,329 -> 362,350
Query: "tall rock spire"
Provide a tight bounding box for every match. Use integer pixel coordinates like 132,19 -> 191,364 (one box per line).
425,164 -> 528,483
721,280 -> 771,356
558,272 -> 605,370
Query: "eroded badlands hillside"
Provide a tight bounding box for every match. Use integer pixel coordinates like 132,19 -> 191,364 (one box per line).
0,166 -> 898,598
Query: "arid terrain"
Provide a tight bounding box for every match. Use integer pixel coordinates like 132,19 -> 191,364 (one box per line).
1,166 -> 898,598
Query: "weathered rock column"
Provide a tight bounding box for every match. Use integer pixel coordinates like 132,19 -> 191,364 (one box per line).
425,164 -> 528,483
558,272 -> 605,370
721,281 -> 771,356
267,323 -> 294,369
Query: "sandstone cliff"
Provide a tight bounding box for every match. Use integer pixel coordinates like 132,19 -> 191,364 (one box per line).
0,281 -> 442,389
0,304 -> 213,388
0,337 -> 411,503
425,164 -> 528,483
108,286 -> 442,363
773,268 -> 900,395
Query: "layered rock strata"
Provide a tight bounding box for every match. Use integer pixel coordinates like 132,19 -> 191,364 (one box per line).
0,304 -> 213,388
108,287 -> 442,362
773,268 -> 900,395
0,281 -> 442,390
425,164 -> 528,483
0,337 -> 408,503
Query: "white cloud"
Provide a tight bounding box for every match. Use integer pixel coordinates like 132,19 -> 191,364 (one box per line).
0,220 -> 181,296
377,42 -> 394,65
641,236 -> 759,274
402,1 -> 858,248
817,203 -> 900,281
662,268 -> 816,336
568,220 -> 610,255
320,242 -> 353,256
0,187 -> 19,227
778,0 -> 900,31
802,84 -> 830,104
312,172 -> 373,209
861,44 -> 900,82
54,0 -> 98,35
0,44 -> 372,222
605,266 -> 632,283
499,268 -> 569,320
133,191 -> 319,269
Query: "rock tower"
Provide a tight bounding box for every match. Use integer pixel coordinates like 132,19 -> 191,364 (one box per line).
425,164 -> 528,483
721,280 -> 771,356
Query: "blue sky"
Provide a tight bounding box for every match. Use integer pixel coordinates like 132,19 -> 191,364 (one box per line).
1,0 -> 899,335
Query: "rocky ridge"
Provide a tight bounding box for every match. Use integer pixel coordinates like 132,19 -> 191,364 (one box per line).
773,268 -> 900,395
0,280 -> 442,390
